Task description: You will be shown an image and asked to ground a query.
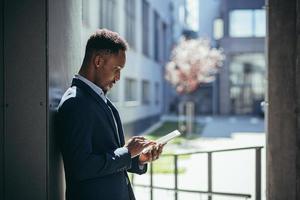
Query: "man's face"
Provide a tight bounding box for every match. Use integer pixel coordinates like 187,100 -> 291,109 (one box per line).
96,50 -> 126,93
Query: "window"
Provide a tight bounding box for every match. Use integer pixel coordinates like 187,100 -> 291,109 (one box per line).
82,0 -> 90,27
107,82 -> 119,102
125,0 -> 136,49
229,9 -> 266,38
155,82 -> 160,105
162,23 -> 168,62
154,11 -> 160,61
254,10 -> 266,37
125,78 -> 138,101
99,0 -> 117,31
142,80 -> 150,104
229,53 -> 266,114
213,18 -> 224,40
142,0 -> 150,56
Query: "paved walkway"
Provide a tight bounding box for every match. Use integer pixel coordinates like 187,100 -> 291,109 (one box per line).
200,116 -> 264,138
134,115 -> 266,200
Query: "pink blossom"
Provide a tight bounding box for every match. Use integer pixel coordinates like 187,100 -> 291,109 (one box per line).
165,38 -> 225,94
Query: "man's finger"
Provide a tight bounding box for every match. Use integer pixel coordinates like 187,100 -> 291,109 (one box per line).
130,137 -> 146,142
143,141 -> 155,147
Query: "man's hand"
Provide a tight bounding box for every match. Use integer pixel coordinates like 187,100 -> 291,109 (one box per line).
139,143 -> 164,165
125,136 -> 154,158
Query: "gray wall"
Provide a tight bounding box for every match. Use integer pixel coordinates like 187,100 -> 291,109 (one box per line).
3,0 -> 47,199
198,0 -> 221,39
1,0 -> 82,199
267,0 -> 300,199
0,0 -> 4,199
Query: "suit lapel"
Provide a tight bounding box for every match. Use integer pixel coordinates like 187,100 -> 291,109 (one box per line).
107,100 -> 125,146
71,78 -> 122,146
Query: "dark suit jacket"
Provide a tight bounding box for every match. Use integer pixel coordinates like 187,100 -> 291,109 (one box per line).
56,78 -> 147,200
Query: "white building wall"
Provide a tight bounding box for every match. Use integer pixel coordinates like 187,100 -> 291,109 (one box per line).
81,0 -> 173,127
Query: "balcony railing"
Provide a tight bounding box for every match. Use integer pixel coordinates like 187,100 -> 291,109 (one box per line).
132,146 -> 263,200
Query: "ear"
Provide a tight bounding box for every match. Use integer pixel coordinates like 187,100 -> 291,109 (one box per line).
94,54 -> 104,69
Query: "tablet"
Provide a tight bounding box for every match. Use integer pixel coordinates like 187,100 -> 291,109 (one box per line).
142,130 -> 182,154
155,129 -> 182,144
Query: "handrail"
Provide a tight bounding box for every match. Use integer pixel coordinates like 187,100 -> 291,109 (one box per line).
133,184 -> 252,198
131,146 -> 263,200
162,146 -> 264,156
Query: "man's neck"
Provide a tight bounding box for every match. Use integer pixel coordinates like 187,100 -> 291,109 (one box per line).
78,68 -> 107,94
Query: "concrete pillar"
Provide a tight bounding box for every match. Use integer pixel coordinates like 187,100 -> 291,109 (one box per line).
219,55 -> 231,114
0,0 -> 4,199
267,0 -> 300,199
1,0 -> 82,199
3,1 -> 47,199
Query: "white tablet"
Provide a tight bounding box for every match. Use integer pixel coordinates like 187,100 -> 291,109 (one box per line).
155,130 -> 182,144
141,130 -> 182,154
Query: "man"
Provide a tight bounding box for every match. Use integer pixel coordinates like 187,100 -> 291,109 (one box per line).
56,29 -> 164,200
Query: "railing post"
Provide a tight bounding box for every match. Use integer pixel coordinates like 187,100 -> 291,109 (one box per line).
208,152 -> 212,200
150,162 -> 153,200
255,148 -> 261,200
174,155 -> 178,200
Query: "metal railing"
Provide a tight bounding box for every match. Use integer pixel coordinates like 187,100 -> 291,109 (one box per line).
132,146 -> 263,200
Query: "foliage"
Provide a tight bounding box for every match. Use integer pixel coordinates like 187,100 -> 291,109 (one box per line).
165,38 -> 225,94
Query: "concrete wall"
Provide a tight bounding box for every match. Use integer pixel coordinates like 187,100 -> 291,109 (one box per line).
1,0 -> 82,199
198,0 -> 221,39
3,0 -> 47,199
267,0 -> 300,199
0,0 -> 4,199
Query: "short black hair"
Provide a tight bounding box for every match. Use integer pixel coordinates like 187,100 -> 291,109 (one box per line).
82,29 -> 128,66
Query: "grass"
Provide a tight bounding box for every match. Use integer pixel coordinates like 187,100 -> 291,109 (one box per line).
152,155 -> 186,174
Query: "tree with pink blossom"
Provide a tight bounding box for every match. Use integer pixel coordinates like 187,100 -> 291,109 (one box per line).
165,38 -> 225,94
165,37 -> 225,136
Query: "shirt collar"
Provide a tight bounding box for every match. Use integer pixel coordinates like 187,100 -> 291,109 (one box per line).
75,74 -> 107,103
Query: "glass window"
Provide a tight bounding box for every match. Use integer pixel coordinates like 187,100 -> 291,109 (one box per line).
142,80 -> 150,104
154,11 -> 159,61
99,0 -> 117,31
229,10 -> 253,37
229,9 -> 266,38
142,0 -> 150,56
162,23 -> 168,62
125,78 -> 138,101
254,9 -> 266,37
229,53 -> 266,114
125,0 -> 136,49
82,0 -> 90,27
213,18 -> 224,40
155,82 -> 159,105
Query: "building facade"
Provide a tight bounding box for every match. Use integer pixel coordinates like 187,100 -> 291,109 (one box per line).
196,0 -> 266,115
82,0 -> 174,135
